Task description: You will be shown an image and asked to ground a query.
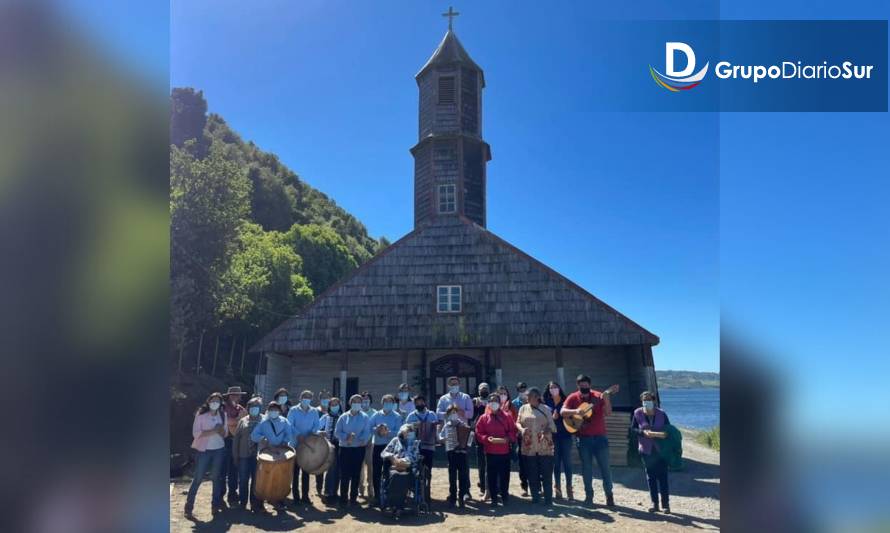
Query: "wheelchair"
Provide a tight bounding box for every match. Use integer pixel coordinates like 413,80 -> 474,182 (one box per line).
379,459 -> 430,519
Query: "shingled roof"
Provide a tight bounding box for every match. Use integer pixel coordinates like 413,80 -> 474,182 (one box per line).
252,216 -> 658,354
416,29 -> 485,86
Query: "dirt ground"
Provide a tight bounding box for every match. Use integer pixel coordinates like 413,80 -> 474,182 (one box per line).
170,431 -> 719,532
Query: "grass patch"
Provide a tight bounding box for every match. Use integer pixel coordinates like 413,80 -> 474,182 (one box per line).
696,426 -> 720,451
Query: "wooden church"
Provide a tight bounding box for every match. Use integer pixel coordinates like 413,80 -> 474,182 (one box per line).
252,24 -> 660,411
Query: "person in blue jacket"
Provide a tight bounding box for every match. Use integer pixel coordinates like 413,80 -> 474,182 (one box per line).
287,390 -> 320,505
334,394 -> 371,507
368,394 -> 404,506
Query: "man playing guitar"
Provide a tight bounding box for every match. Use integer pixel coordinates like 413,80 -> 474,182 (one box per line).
560,374 -> 619,507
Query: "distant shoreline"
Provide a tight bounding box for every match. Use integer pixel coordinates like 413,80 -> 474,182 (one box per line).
657,370 -> 720,390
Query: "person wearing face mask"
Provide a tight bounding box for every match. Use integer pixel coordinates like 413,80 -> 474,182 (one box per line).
219,386 -> 247,507
544,381 -> 574,500
561,374 -> 620,507
334,394 -> 372,507
436,376 -> 473,423
439,404 -> 473,507
314,390 -> 332,497
512,382 -> 530,497
250,401 -> 294,510
185,392 -> 228,517
396,383 -> 413,416
405,395 -> 438,502
516,387 -> 557,505
368,394 -> 403,507
475,393 -> 517,507
472,382 -> 490,500
287,390 -> 320,505
232,396 -> 265,513
496,385 -> 518,419
274,388 -> 292,416
358,391 -> 377,500
318,396 -> 343,504
631,391 -> 672,513
380,424 -> 422,512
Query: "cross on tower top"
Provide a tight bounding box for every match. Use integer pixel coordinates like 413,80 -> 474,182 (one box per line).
442,6 -> 460,31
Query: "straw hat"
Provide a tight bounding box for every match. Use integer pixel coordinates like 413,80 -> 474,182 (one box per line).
224,386 -> 247,397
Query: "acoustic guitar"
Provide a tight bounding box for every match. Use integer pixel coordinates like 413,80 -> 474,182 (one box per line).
563,402 -> 596,434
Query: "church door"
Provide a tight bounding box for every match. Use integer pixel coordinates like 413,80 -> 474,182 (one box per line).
429,354 -> 482,401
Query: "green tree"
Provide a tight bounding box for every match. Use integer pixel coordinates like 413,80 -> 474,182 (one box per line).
217,223 -> 313,333
285,223 -> 358,294
170,140 -> 251,342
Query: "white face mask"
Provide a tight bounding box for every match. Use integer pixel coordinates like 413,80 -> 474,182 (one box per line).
489,402 -> 500,412
448,413 -> 459,422
642,400 -> 655,411
499,394 -> 508,402
550,388 -> 560,397
208,401 -> 220,411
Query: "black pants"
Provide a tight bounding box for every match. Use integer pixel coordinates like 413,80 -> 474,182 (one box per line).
447,450 -> 470,502
522,454 -> 554,502
514,442 -> 528,489
486,453 -> 511,502
292,460 -> 311,500
643,453 -> 670,508
475,443 -> 487,491
220,437 -> 239,501
371,444 -> 389,503
338,446 -> 365,503
419,448 -> 434,501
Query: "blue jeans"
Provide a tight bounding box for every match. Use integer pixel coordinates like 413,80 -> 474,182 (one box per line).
576,435 -> 613,498
553,436 -> 574,490
220,437 -> 239,501
237,456 -> 259,508
186,447 -> 226,510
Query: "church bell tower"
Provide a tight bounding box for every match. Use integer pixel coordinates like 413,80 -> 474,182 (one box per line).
411,8 -> 491,228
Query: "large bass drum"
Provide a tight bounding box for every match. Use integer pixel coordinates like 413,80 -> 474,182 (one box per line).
296,434 -> 335,475
255,446 -> 296,503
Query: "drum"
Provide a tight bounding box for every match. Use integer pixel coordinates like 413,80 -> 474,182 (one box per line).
255,446 -> 296,503
296,434 -> 335,475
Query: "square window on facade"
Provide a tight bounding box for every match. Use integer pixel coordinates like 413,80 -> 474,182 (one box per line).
437,285 -> 461,313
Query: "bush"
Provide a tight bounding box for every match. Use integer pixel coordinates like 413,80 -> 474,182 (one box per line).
697,426 -> 720,451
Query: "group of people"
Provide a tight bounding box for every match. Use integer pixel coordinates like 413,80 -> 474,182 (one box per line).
184,374 -> 675,518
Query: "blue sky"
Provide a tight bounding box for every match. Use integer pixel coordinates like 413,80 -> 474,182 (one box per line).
66,0 -> 887,378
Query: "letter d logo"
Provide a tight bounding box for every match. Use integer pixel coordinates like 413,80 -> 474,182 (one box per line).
649,42 -> 709,92
666,42 -> 696,77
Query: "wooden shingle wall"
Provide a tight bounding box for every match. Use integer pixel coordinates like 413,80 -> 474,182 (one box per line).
256,217 -> 657,354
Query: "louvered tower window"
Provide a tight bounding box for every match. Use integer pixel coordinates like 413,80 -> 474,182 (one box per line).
438,76 -> 456,104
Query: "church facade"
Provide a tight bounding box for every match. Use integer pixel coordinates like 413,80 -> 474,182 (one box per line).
252,28 -> 660,411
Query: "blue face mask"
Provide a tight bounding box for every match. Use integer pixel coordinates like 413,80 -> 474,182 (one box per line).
277,395 -> 288,405
449,385 -> 460,394
330,404 -> 341,414
383,402 -> 395,412
642,400 -> 655,411
398,392 -> 409,401
249,406 -> 261,417
268,410 -> 280,420
321,399 -> 330,408
300,398 -> 312,408
350,403 -> 361,413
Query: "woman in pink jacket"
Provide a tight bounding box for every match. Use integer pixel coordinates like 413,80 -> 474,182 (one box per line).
185,392 -> 228,517
475,393 -> 517,507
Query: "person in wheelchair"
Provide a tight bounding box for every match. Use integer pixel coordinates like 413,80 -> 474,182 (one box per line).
379,423 -> 427,515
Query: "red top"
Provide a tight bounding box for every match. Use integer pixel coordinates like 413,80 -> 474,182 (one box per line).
475,410 -> 517,455
563,389 -> 607,436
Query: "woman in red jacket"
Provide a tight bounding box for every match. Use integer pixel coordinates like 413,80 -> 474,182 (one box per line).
475,393 -> 517,507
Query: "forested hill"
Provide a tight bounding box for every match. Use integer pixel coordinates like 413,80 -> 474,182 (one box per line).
656,370 -> 720,389
170,87 -> 389,363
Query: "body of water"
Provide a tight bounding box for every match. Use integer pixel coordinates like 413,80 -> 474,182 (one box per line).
657,388 -> 719,430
